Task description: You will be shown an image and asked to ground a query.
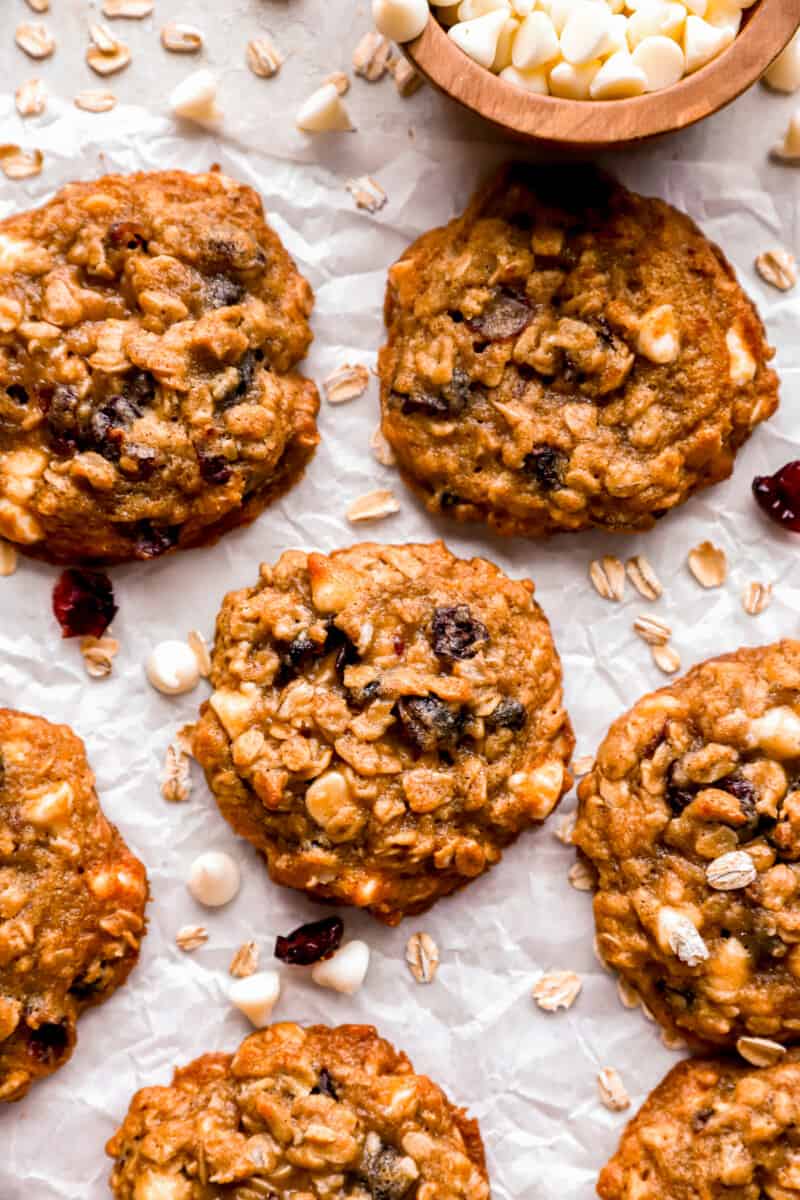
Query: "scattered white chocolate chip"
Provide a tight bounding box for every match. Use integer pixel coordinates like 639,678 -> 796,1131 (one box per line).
102,0 -> 154,15
755,249 -> 797,292
247,36 -> 284,77
589,555 -> 625,602
687,540 -> 727,588
296,82 -> 354,132
651,642 -> 681,675
773,107 -> 800,162
532,969 -> 582,1012
146,639 -> 202,695
406,932 -> 440,983
346,175 -> 388,213
749,706 -> 800,760
80,634 -> 119,679
15,79 -> 46,117
324,363 -> 371,405
449,9 -> 509,68
0,542 -> 18,577
625,555 -> 662,601
353,31 -> 393,79
736,1036 -> 787,1067
311,940 -> 371,994
15,22 -> 55,59
229,941 -> 259,978
657,906 -> 709,966
742,581 -> 772,616
169,69 -> 222,125
161,23 -> 205,53
598,1067 -> 630,1111
373,0 -> 430,42
187,630 -> 211,677
763,29 -> 800,93
346,488 -> 400,522
176,924 -> 208,952
568,859 -> 596,892
706,850 -> 757,891
636,304 -> 680,364
74,89 -> 118,112
229,970 -> 281,1027
633,614 -> 671,646
187,851 -> 240,907
0,146 -> 43,180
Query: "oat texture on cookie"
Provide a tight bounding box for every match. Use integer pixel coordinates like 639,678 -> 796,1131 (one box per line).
598,1051 -> 800,1199
575,640 -> 800,1048
107,1022 -> 489,1199
192,541 -> 574,924
0,709 -> 148,1102
0,169 -> 319,563
379,163 -> 778,537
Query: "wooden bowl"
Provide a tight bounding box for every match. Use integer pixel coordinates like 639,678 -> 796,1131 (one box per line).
407,2 -> 800,147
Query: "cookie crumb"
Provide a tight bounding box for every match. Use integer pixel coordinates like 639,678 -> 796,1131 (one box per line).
532,969 -> 582,1012
405,932 -> 439,983
590,556 -> 625,602
598,1067 -> 630,1111
230,940 -> 259,978
176,924 -> 208,952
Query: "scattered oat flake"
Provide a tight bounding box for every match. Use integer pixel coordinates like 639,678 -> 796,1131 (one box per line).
688,540 -> 727,588
370,425 -> 396,467
325,72 -> 350,96
187,629 -> 211,677
75,89 -> 117,113
25,0 -> 49,11
176,924 -> 208,952
16,78 -> 46,117
533,969 -> 582,1012
324,362 -> 370,405
616,977 -> 641,1010
346,175 -> 387,214
743,581 -> 772,616
652,642 -> 681,675
80,634 -> 119,679
392,56 -> 424,97
661,1028 -> 688,1051
353,31 -> 392,81
406,932 -> 439,984
0,146 -> 43,180
0,542 -> 18,577
589,555 -> 625,602
161,22 -> 204,53
161,739 -> 192,803
346,488 -> 399,523
246,36 -> 283,78
633,614 -> 671,646
625,555 -> 662,601
554,811 -> 576,846
598,1067 -> 630,1112
230,941 -> 259,978
15,22 -> 55,59
87,39 -> 131,76
568,859 -> 595,892
756,248 -> 797,292
572,754 -> 594,777
89,22 -> 120,53
737,1035 -> 787,1067
102,0 -> 154,15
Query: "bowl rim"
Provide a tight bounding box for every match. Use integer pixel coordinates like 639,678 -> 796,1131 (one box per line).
407,1 -> 800,145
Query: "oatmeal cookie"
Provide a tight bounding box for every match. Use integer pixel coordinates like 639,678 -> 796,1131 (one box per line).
598,1051 -> 800,1199
0,709 -> 148,1102
107,1022 -> 489,1200
192,541 -> 573,924
0,169 -> 319,563
575,640 -> 800,1048
379,163 -> 778,536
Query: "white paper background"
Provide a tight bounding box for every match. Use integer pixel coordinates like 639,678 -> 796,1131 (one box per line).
1,3 -> 800,1196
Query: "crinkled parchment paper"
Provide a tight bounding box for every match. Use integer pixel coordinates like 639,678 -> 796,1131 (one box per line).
1,46 -> 800,1199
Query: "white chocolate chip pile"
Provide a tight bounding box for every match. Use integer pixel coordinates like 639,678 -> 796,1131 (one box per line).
428,0 -> 758,100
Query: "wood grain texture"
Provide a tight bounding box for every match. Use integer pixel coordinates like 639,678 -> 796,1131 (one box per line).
407,1 -> 800,147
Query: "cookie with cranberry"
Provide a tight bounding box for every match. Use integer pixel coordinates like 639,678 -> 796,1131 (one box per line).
0,169 -> 319,563
193,541 -> 573,924
107,1022 -> 489,1200
575,640 -> 800,1048
0,709 -> 148,1102
379,163 -> 778,537
598,1051 -> 800,1199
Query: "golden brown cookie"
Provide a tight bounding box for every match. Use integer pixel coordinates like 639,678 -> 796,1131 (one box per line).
193,541 -> 573,924
107,1022 -> 490,1200
379,163 -> 778,536
0,169 -> 319,563
575,640 -> 800,1048
598,1051 -> 800,1199
0,709 -> 148,1102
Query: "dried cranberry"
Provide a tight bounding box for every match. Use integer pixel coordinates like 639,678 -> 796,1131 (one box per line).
44,384 -> 80,452
400,367 -> 472,419
219,349 -> 258,409
133,521 -> 179,559
120,444 -> 157,479
107,221 -> 147,251
523,445 -> 566,492
394,696 -> 466,754
753,461 -> 800,532
665,785 -> 696,815
486,698 -> 527,731
431,605 -> 488,661
717,774 -> 759,839
90,395 -> 142,461
466,289 -> 532,341
274,915 -> 344,966
125,369 -> 156,408
6,383 -> 28,405
206,274 -> 245,308
52,568 -> 117,638
311,1068 -> 338,1099
196,449 -> 233,485
345,678 -> 381,709
26,1021 -> 70,1064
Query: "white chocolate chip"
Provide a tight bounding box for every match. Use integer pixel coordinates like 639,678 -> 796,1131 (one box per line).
296,83 -> 353,132
683,14 -> 733,74
561,3 -> 615,65
449,8 -> 510,67
590,51 -> 648,99
229,970 -> 281,1027
512,11 -> 559,69
373,0 -> 429,42
632,35 -> 685,91
726,324 -> 756,386
636,304 -> 680,363
763,29 -> 800,93
749,707 -> 800,760
772,109 -> 800,162
311,940 -> 371,994
146,640 -> 202,695
187,851 -> 240,907
627,1 -> 687,48
500,64 -> 549,91
169,69 -> 221,126
549,58 -> 601,98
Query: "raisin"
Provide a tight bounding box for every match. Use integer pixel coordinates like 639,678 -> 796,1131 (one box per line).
394,696 -> 466,754
401,367 -> 472,418
125,369 -> 156,408
311,1068 -> 338,1100
133,521 -> 179,559
44,384 -> 80,452
196,449 -> 233,485
274,916 -> 344,965
220,349 -> 258,408
753,461 -> 800,532
345,679 -> 381,709
692,1107 -> 714,1131
431,605 -> 489,661
120,444 -> 157,479
486,698 -> 527,731
523,445 -> 566,491
439,491 -> 463,509
26,1020 -> 70,1064
6,383 -> 28,405
89,394 -> 142,461
205,274 -> 246,308
717,774 -> 759,839
52,568 -> 117,638
466,289 -> 533,341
